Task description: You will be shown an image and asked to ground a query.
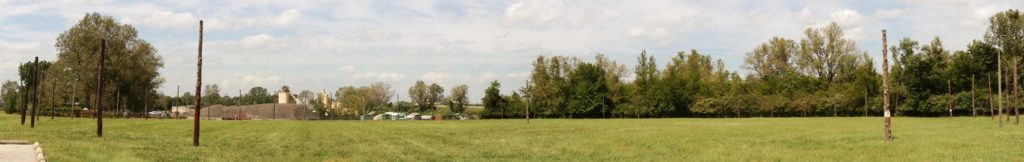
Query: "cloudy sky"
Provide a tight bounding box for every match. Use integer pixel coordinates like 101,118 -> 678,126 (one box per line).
0,0 -> 1021,102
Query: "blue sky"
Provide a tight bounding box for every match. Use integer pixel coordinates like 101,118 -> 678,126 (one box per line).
0,0 -> 1022,103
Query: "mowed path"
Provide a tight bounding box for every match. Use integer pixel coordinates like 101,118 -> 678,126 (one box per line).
1,115 -> 1023,161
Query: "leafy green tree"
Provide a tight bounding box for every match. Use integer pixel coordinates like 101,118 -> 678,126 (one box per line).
595,54 -> 626,117
203,84 -> 221,106
482,80 -> 505,118
568,62 -> 610,118
632,50 -> 658,117
408,81 -> 428,112
427,83 -> 444,112
2,80 -> 19,114
797,21 -> 860,84
246,87 -> 272,104
449,84 -> 469,114
985,9 -> 1024,59
54,12 -> 163,113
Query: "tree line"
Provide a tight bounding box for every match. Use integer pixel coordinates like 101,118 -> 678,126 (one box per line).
478,9 -> 1024,119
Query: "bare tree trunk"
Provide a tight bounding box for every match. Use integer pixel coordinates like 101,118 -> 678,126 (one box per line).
193,20 -> 203,147
948,80 -> 952,118
973,75 -> 976,117
882,30 -> 892,141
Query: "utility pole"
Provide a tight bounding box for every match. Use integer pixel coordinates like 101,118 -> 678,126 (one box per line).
882,30 -> 892,141
193,20 -> 203,146
96,39 -> 106,137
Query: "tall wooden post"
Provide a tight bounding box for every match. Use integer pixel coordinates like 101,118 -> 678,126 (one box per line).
193,20 -> 203,146
176,85 -> 179,119
30,57 -> 38,128
948,80 -> 952,117
999,51 -> 1004,128
51,75 -> 56,120
990,75 -> 995,120
1015,63 -> 1020,125
20,80 -> 27,125
72,78 -> 76,119
973,75 -> 976,117
526,80 -> 530,124
1007,67 -> 1012,123
272,90 -> 276,120
882,30 -> 892,141
238,89 -> 242,118
144,88 -> 149,120
865,89 -> 869,116
97,39 -> 106,137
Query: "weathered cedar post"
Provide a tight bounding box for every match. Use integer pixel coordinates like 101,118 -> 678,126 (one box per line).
30,57 -> 38,128
882,30 -> 892,141
97,39 -> 106,137
193,20 -> 203,147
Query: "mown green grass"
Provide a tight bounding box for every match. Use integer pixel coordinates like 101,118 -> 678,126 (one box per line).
1,114 -> 1022,161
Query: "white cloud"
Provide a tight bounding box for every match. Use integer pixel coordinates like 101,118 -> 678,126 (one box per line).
624,27 -> 670,40
421,72 -> 453,83
241,34 -> 275,48
828,9 -> 863,27
503,0 -> 565,27
338,65 -> 356,74
478,72 -> 498,83
140,11 -> 198,29
363,72 -> 405,82
61,12 -> 84,23
873,8 -> 907,18
505,72 -> 530,80
241,74 -> 282,86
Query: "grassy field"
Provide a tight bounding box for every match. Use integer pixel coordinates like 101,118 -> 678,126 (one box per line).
1,114 -> 1023,161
